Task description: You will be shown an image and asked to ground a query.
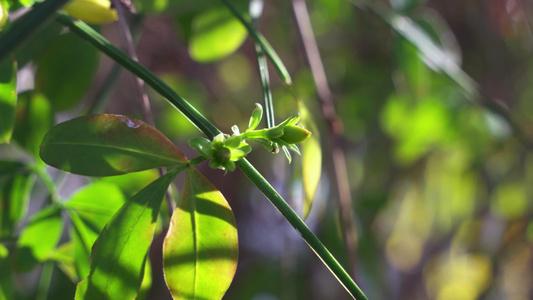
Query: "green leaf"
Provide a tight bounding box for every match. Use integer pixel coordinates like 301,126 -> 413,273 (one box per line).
0,244 -> 14,300
40,114 -> 187,176
0,160 -> 25,176
15,205 -> 64,272
75,167 -> 183,300
98,169 -> 159,198
35,32 -> 99,111
0,55 -> 16,144
189,7 -> 248,62
12,92 -> 54,157
49,241 -> 78,283
163,167 -> 238,300
137,259 -> 152,300
247,103 -> 263,131
66,182 -> 126,279
298,101 -> 321,218
0,171 -> 35,237
66,182 -> 126,231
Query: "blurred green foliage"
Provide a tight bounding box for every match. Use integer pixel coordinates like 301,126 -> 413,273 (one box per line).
1,0 -> 533,299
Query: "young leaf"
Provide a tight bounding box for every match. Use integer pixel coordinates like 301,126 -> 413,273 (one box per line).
15,206 -> 64,272
163,167 -> 238,300
40,114 -> 187,176
247,103 -> 263,131
189,7 -> 248,62
0,244 -> 14,300
299,101 -> 321,218
0,55 -> 16,144
0,172 -> 35,237
75,167 -> 183,300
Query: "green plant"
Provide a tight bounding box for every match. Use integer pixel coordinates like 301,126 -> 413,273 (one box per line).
0,0 -> 367,299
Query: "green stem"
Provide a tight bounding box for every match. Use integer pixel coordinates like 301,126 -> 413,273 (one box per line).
36,261 -> 54,300
0,0 -> 71,64
235,159 -> 367,300
54,15 -> 366,300
30,164 -> 60,204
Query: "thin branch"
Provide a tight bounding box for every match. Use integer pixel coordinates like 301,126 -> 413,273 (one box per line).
110,0 -> 176,211
291,0 -> 358,276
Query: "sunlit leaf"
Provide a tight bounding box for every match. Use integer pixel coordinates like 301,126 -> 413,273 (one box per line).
66,182 -> 126,230
35,32 -> 99,111
0,171 -> 35,237
40,114 -> 187,176
298,100 -> 321,218
0,244 -> 13,300
13,92 -> 54,157
98,169 -> 159,198
138,259 -> 152,300
189,7 -> 248,62
0,55 -> 16,144
75,167 -> 182,300
15,206 -> 64,272
49,241 -> 78,282
163,167 -> 238,300
65,182 -> 126,279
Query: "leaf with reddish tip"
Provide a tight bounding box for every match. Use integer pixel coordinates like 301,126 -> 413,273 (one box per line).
40,114 -> 187,176
163,167 -> 238,300
75,167 -> 182,300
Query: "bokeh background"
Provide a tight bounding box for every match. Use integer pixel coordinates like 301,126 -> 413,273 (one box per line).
2,0 -> 533,299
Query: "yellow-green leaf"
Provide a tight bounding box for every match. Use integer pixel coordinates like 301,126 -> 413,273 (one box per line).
163,167 -> 238,300
189,7 -> 248,63
75,167 -> 182,300
299,100 -> 321,218
15,206 -> 64,272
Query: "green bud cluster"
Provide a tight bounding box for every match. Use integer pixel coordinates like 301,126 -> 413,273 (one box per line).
189,103 -> 311,172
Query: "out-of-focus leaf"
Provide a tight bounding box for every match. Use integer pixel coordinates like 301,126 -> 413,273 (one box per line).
14,22 -> 62,67
0,244 -> 14,300
35,32 -> 99,111
98,169 -> 159,198
189,7 -> 248,62
66,182 -> 126,230
40,114 -> 187,176
49,241 -> 78,282
0,171 -> 35,237
0,56 -> 16,144
298,100 -> 321,218
69,211 -> 97,281
163,167 -> 238,300
15,206 -> 64,272
0,160 -> 25,176
75,167 -> 182,300
490,181 -> 527,220
66,182 -> 125,279
12,92 -> 54,157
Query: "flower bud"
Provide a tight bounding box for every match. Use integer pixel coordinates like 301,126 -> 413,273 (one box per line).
278,125 -> 311,144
